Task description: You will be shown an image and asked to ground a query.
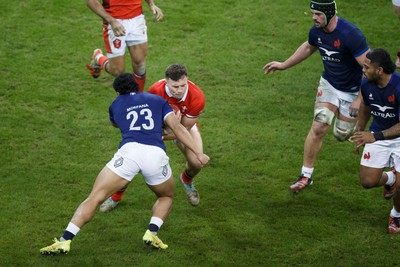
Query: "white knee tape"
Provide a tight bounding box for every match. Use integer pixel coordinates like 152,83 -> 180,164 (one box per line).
314,106 -> 335,125
333,119 -> 356,141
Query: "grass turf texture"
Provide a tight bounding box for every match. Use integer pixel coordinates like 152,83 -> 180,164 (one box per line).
1,0 -> 400,266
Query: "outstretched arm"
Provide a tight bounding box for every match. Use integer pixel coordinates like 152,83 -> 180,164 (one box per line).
263,41 -> 317,74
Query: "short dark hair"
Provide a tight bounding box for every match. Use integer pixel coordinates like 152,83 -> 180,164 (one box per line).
366,48 -> 396,74
165,64 -> 188,81
113,73 -> 140,94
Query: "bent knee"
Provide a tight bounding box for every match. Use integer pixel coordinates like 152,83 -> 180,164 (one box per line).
360,177 -> 378,189
333,118 -> 356,142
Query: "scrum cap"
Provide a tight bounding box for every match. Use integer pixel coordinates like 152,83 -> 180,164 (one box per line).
310,0 -> 337,26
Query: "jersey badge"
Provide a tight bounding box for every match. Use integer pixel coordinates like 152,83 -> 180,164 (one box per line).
114,156 -> 124,168
388,94 -> 395,103
333,39 -> 341,49
113,39 -> 122,49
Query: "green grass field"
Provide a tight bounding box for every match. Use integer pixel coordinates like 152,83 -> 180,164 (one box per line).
1,0 -> 400,266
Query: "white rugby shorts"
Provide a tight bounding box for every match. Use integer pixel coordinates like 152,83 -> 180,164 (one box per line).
315,77 -> 358,119
103,14 -> 148,58
106,142 -> 172,186
360,137 -> 400,169
393,0 -> 400,7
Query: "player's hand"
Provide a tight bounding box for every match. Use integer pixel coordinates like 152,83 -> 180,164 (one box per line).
175,110 -> 182,122
150,5 -> 164,21
197,153 -> 210,167
263,61 -> 284,75
351,131 -> 375,148
110,20 -> 126,36
349,96 -> 361,117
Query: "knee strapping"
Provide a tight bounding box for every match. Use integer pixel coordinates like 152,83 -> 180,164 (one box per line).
314,106 -> 335,125
333,118 -> 356,141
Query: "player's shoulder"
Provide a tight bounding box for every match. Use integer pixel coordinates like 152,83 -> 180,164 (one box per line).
148,79 -> 166,93
140,91 -> 165,101
392,72 -> 400,81
188,80 -> 204,94
392,72 -> 400,88
336,17 -> 363,35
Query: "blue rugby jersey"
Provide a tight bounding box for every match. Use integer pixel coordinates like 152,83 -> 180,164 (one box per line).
361,73 -> 400,132
109,92 -> 174,151
309,17 -> 369,92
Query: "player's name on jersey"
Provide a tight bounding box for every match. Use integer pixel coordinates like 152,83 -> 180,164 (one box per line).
127,103 -> 149,112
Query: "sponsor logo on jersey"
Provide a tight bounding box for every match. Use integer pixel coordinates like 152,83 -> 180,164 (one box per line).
319,47 -> 341,62
370,104 -> 396,118
371,104 -> 395,112
371,111 -> 396,118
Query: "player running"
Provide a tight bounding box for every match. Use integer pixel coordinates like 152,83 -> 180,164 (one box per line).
85,0 -> 164,91
263,0 -> 369,192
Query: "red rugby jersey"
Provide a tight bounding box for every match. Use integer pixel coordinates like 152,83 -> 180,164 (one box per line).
148,79 -> 205,119
102,0 -> 143,19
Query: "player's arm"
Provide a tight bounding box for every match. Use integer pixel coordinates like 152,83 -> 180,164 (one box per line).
163,115 -> 197,140
349,49 -> 371,117
86,0 -> 126,36
145,0 -> 164,21
355,49 -> 370,67
355,97 -> 371,133
351,98 -> 372,148
263,41 -> 317,74
379,123 -> 400,140
165,113 -> 209,166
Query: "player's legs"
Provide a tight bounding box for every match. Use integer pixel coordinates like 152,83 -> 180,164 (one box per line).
107,56 -> 126,76
127,43 -> 147,92
360,140 -> 397,204
142,176 -> 174,249
389,170 -> 400,233
388,149 -> 400,233
176,126 -> 204,178
175,125 -> 203,205
71,167 -> 130,228
290,77 -> 340,191
124,15 -> 148,91
40,166 -> 130,255
359,166 -> 386,189
140,146 -> 174,249
303,103 -> 335,169
393,0 -> 400,18
147,176 -> 175,221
